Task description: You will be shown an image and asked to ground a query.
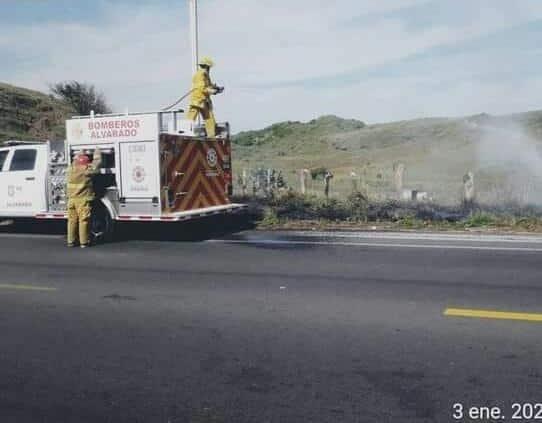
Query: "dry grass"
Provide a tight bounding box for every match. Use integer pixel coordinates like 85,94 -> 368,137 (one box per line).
238,193 -> 542,233
232,112 -> 542,205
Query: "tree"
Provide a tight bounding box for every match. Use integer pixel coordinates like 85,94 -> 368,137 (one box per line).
50,81 -> 112,115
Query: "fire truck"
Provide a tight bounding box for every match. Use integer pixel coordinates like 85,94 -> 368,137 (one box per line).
0,114 -> 245,240
0,0 -> 246,241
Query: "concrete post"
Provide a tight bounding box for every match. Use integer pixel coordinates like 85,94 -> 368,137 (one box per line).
463,171 -> 475,206
324,171 -> 333,199
299,169 -> 309,195
393,162 -> 405,193
350,171 -> 358,192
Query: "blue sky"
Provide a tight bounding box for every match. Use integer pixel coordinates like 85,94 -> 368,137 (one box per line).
0,0 -> 181,24
1,0 -> 541,130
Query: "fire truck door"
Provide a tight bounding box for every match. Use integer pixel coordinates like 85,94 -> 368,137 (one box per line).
0,146 -> 47,217
0,148 -> 10,215
119,141 -> 159,200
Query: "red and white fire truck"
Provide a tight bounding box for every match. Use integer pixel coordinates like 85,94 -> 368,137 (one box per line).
0,113 -> 245,240
0,0 -> 246,240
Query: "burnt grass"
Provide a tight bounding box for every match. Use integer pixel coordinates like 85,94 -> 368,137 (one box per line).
233,193 -> 542,231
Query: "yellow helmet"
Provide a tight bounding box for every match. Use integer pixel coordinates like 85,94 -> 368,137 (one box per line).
198,56 -> 214,68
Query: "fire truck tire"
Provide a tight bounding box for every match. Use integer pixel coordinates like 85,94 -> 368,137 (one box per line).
91,202 -> 114,243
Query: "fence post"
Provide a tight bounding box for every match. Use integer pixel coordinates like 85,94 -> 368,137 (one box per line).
241,169 -> 248,196
252,170 -> 258,196
267,168 -> 272,194
324,171 -> 333,199
299,169 -> 309,194
350,171 -> 358,192
362,164 -> 370,199
393,162 -> 405,193
463,171 -> 475,207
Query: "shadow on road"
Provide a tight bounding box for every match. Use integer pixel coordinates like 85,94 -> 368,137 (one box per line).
0,219 -> 65,235
115,212 -> 258,242
0,212 -> 259,243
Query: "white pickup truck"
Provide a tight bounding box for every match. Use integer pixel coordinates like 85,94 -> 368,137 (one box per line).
0,111 -> 246,240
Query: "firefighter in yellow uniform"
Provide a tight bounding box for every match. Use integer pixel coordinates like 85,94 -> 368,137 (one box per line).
186,56 -> 224,138
66,149 -> 102,248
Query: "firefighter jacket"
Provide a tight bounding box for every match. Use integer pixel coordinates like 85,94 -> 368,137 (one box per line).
67,152 -> 102,201
190,68 -> 216,109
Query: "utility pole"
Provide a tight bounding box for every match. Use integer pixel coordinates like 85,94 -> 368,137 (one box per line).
189,0 -> 199,74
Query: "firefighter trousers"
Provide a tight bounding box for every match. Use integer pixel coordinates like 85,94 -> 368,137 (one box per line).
187,105 -> 217,138
67,199 -> 92,246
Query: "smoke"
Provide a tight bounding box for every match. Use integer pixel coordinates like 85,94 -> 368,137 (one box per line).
468,117 -> 542,204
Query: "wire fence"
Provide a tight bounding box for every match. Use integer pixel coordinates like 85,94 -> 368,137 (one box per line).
233,164 -> 542,214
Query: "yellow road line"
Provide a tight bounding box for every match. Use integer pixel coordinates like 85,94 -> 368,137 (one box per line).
444,307 -> 542,322
0,284 -> 57,292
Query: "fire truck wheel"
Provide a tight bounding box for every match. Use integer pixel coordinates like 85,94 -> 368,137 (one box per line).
91,202 -> 114,243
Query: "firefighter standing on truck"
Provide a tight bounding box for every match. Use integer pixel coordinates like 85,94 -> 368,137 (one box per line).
66,148 -> 102,248
186,56 -> 224,138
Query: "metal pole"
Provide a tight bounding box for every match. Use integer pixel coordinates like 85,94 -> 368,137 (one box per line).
189,0 -> 199,74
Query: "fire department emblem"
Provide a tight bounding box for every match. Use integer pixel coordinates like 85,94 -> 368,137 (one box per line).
132,166 -> 146,183
206,148 -> 218,167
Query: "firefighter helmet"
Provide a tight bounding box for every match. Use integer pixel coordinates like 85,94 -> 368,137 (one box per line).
198,56 -> 214,68
75,154 -> 90,166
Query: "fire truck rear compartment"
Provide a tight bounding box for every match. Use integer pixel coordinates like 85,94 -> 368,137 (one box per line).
159,134 -> 232,213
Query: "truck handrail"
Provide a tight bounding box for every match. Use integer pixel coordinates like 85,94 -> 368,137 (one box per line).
70,110 -> 184,120
3,140 -> 46,146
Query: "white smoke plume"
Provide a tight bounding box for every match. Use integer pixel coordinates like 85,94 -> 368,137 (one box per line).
468,117 -> 542,205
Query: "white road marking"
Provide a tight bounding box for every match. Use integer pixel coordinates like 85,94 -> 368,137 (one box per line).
289,231 -> 542,244
209,239 -> 542,252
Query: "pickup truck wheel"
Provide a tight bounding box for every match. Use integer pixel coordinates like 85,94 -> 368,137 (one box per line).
91,202 -> 114,243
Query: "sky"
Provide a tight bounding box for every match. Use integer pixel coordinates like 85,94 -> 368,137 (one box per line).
1,0 -> 541,131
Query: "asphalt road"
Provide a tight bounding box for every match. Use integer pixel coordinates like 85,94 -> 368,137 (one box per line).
1,227 -> 542,422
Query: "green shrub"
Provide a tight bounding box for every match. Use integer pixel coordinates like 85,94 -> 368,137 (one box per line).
270,192 -> 313,219
463,212 -> 497,227
260,208 -> 280,226
311,198 -> 349,220
346,191 -> 368,221
310,167 -> 328,180
397,215 -> 425,228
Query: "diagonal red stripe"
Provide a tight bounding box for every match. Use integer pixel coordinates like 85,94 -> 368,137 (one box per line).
168,142 -> 202,204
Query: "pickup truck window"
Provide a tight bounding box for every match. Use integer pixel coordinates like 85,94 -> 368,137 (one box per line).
9,149 -> 37,171
0,150 -> 8,171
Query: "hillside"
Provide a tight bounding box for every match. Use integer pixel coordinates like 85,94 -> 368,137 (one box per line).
0,82 -> 74,142
234,115 -> 366,147
232,112 -> 542,204
2,82 -> 542,205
